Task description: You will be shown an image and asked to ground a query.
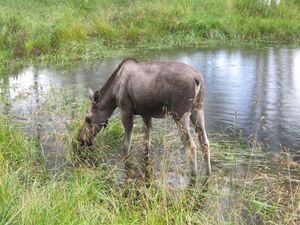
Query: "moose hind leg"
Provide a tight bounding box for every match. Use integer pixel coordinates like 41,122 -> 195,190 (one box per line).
175,113 -> 198,178
190,109 -> 211,176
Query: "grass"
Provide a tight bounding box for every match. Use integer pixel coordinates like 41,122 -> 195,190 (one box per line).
1,85 -> 300,224
1,0 -> 300,73
1,1 -> 300,223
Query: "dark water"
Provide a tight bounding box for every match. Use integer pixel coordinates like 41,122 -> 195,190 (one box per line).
2,47 -> 300,156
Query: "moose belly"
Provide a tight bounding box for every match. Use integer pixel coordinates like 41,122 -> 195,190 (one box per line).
133,100 -> 168,118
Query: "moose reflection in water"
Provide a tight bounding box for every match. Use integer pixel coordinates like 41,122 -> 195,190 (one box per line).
77,58 -> 211,183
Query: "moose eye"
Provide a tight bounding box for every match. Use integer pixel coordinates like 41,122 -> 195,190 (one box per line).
85,116 -> 92,123
102,119 -> 108,128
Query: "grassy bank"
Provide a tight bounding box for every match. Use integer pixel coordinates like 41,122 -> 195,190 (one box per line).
1,0 -> 300,73
1,84 -> 300,224
1,114 -> 300,224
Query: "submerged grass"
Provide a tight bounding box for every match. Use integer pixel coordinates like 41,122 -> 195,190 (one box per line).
1,85 -> 300,224
1,0 -> 300,73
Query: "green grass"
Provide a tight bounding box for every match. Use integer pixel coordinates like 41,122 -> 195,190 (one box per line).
1,84 -> 300,224
0,0 -> 300,73
1,116 -> 299,224
1,1 -> 300,222
0,115 -> 36,166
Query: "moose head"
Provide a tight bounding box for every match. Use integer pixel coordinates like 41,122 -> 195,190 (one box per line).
77,89 -> 109,146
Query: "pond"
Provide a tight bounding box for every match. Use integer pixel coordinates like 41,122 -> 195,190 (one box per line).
1,47 -> 300,193
2,47 -> 300,152
1,47 -> 300,224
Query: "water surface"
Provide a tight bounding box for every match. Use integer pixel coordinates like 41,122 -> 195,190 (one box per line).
2,47 -> 300,155
2,46 -> 300,223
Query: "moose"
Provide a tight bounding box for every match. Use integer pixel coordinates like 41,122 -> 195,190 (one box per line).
78,58 -> 211,182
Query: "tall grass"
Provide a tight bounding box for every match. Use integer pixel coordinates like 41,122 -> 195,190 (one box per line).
0,115 -> 36,165
1,0 -> 300,73
1,84 -> 300,224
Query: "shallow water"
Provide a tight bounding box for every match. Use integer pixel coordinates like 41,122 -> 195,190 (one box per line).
1,46 -> 300,224
2,47 -> 300,154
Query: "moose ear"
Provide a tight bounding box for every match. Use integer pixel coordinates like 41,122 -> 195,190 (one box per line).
88,88 -> 94,101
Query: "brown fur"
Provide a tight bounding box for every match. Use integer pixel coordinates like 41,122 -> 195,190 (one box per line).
78,58 -> 211,181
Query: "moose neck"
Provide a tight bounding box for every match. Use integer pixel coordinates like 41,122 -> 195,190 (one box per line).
97,80 -> 117,116
96,58 -> 137,117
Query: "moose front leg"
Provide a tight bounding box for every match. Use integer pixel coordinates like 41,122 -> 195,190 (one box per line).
142,116 -> 152,181
121,113 -> 133,181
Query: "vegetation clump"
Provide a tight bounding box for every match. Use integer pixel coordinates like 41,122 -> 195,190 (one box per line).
0,0 -> 300,72
0,89 -> 299,224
